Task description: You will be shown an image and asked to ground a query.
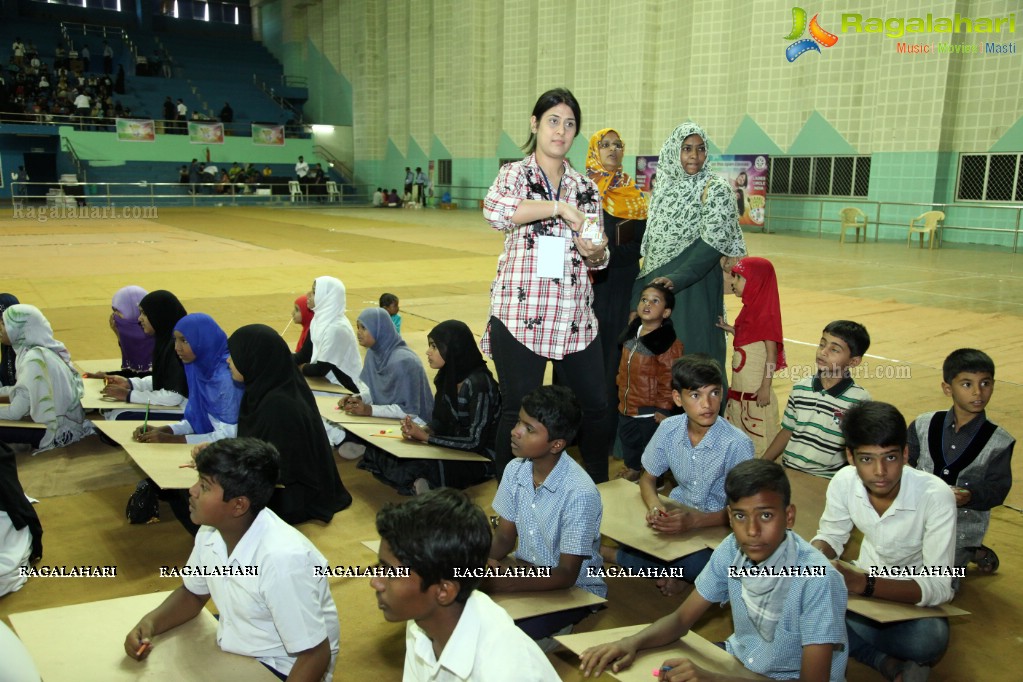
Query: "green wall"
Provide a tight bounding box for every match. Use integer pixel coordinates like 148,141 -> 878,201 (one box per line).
61,128 -> 316,165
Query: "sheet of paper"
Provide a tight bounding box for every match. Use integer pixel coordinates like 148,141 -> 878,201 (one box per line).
536,236 -> 566,279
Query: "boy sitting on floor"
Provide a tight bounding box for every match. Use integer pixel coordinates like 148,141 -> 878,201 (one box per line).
124,438 -> 339,681
813,401 -> 956,682
580,459 -> 848,681
764,320 -> 871,478
485,385 -> 605,641
372,487 -> 558,681
609,354 -> 753,597
908,348 -> 1014,575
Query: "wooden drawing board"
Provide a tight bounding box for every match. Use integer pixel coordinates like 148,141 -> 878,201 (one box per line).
846,594 -> 969,623
315,395 -> 397,425
342,422 -> 489,462
91,420 -> 197,489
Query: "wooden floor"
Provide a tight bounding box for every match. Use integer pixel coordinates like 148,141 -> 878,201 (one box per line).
1,206 -> 1021,680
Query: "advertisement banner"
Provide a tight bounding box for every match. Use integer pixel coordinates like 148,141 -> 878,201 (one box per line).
252,124 -> 285,146
115,118 -> 156,142
188,121 -> 224,144
634,155 -> 659,192
707,154 -> 770,227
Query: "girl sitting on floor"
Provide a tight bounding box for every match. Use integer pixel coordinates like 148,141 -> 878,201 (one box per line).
0,294 -> 21,388
295,276 -> 364,394
292,294 -> 314,352
228,324 -> 353,524
133,313 -> 242,444
109,285 -> 154,376
395,320 -> 500,494
339,307 -> 433,464
97,290 -> 189,418
0,304 -> 92,453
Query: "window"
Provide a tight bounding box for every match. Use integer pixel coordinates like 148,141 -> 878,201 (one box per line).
437,159 -> 452,185
769,155 -> 871,197
957,153 -> 1023,203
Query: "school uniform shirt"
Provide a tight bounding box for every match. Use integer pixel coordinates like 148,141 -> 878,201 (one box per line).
492,453 -> 606,597
403,591 -> 559,681
696,533 -> 848,681
780,375 -> 870,477
812,465 -> 957,607
481,154 -> 607,360
128,375 -> 186,407
642,414 -> 754,511
182,508 -> 340,679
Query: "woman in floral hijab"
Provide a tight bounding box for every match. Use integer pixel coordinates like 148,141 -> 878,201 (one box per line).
635,122 -> 747,398
0,305 -> 91,452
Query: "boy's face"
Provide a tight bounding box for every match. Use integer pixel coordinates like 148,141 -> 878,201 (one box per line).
384,301 -> 400,316
636,288 -> 671,323
846,444 -> 907,500
510,408 -> 560,460
727,490 -> 794,564
816,332 -> 861,377
942,371 -> 994,416
370,539 -> 436,623
672,384 -> 722,429
188,474 -> 237,527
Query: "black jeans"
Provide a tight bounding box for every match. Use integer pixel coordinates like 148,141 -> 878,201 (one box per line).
488,317 -> 610,483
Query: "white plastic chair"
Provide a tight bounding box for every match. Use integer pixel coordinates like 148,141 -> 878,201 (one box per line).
838,207 -> 867,244
326,181 -> 339,202
908,211 -> 945,249
288,180 -> 303,203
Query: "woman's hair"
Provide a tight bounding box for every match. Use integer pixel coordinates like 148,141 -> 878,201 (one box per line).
734,187 -> 746,216
521,87 -> 582,155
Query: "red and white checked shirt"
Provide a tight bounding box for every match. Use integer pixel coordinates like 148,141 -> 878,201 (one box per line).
481,154 -> 607,360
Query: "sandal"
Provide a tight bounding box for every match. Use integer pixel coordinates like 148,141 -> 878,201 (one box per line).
615,467 -> 642,482
971,545 -> 1000,574
881,658 -> 930,682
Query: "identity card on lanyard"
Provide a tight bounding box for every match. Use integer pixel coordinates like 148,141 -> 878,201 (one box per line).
535,167 -> 566,279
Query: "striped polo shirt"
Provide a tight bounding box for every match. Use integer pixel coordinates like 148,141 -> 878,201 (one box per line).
780,374 -> 870,478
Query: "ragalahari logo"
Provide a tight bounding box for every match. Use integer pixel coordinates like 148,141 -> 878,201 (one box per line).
784,7 -> 839,61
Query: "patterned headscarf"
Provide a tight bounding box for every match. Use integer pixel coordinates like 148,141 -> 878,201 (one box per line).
640,122 -> 746,276
585,128 -> 648,220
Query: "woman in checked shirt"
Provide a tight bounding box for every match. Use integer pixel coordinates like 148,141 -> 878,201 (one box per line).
482,88 -> 612,483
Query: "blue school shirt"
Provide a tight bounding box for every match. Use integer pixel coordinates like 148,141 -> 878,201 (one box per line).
641,414 -> 754,511
695,532 -> 848,681
492,453 -> 606,597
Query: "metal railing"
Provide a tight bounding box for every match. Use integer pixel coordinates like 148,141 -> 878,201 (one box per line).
253,74 -> 304,125
311,146 -> 353,182
61,137 -> 86,182
764,196 -> 1023,252
59,21 -> 139,64
0,111 -> 308,138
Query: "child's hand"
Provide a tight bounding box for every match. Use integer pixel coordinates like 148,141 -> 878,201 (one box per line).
401,416 -> 429,442
653,411 -> 668,424
342,396 -> 371,416
579,639 -> 638,677
124,621 -> 154,660
650,276 -> 674,291
657,658 -> 712,681
715,316 -> 734,335
650,509 -> 694,535
831,559 -> 867,594
645,507 -> 666,526
101,383 -> 131,401
952,486 -> 972,507
755,384 -> 773,407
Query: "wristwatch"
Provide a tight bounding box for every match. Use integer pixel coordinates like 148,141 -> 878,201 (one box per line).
861,574 -> 876,598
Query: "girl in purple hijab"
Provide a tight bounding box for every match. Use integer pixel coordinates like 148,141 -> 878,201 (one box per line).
111,286 -> 154,374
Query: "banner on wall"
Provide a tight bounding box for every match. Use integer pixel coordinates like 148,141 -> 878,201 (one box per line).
252,124 -> 285,146
635,156 -> 659,192
188,122 -> 224,145
115,118 -> 156,142
707,155 -> 770,227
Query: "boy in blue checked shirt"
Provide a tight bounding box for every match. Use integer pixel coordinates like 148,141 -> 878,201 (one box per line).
611,355 -> 754,597
484,385 -> 605,640
580,460 -> 848,682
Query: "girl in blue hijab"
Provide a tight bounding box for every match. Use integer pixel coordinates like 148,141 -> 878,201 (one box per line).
133,313 -> 243,443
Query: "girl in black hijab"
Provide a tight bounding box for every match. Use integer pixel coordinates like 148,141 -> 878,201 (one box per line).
228,324 -> 352,523
97,290 -> 188,413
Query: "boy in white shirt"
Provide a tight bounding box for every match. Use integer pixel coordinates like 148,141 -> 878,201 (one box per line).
124,438 -> 339,681
372,488 -> 558,681
812,402 -> 956,682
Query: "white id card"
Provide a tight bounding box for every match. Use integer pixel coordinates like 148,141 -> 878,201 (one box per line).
536,236 -> 566,279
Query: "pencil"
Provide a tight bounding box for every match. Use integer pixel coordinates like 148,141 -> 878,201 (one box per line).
142,401 -> 151,434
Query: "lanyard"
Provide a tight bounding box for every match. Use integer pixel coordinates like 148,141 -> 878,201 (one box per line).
536,167 -> 562,201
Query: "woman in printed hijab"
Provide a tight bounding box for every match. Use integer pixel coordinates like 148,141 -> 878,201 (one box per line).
585,128 -> 649,431
634,122 -> 747,399
110,285 -> 154,375
0,304 -> 92,452
0,294 -> 19,388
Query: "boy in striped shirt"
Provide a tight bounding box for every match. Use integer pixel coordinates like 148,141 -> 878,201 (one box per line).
764,321 -> 871,478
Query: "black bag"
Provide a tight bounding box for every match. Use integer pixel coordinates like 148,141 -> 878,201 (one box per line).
125,478 -> 160,524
